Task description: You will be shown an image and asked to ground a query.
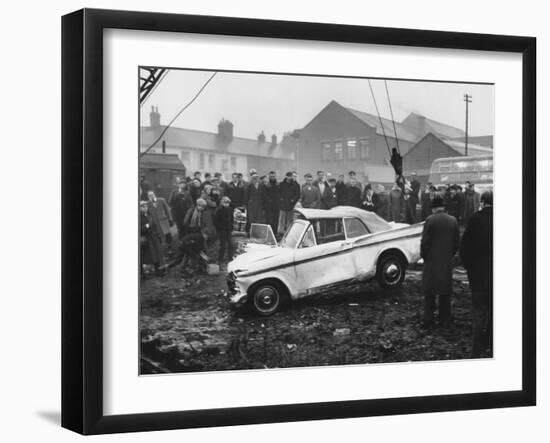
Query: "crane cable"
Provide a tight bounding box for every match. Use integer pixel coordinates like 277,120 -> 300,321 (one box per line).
384,80 -> 401,155
367,79 -> 392,157
141,71 -> 218,158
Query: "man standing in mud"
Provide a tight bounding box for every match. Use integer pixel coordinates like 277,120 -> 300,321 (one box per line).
460,191 -> 493,357
420,194 -> 460,328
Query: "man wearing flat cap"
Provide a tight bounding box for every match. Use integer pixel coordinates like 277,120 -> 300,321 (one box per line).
420,194 -> 460,327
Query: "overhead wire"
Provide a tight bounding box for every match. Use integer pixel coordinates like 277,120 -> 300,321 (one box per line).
367,79 -> 392,156
384,80 -> 400,155
141,71 -> 219,158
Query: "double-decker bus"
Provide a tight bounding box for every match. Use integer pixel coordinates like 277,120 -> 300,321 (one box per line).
428,154 -> 493,193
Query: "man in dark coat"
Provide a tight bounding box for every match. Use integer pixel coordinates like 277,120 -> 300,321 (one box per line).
169,179 -> 193,239
244,172 -> 265,233
214,196 -> 234,265
225,173 -> 245,209
361,184 -> 379,212
406,172 -> 421,223
389,183 -> 403,222
420,183 -> 435,221
189,178 -> 202,204
323,178 -> 339,209
460,191 -> 493,357
446,185 -> 462,223
140,200 -> 164,275
345,177 -> 362,208
147,190 -> 174,248
462,182 -> 481,227
278,172 -> 300,236
421,195 -> 460,327
335,174 -> 347,206
262,171 -> 280,234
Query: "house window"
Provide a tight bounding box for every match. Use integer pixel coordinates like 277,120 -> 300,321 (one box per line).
230,156 -> 237,168
347,139 -> 357,160
321,142 -> 332,161
334,142 -> 344,161
222,159 -> 229,171
199,153 -> 205,169
359,139 -> 370,159
208,154 -> 215,169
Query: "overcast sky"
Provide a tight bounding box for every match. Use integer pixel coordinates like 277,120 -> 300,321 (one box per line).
140,69 -> 494,140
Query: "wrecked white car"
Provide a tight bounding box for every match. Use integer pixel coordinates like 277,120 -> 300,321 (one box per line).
227,206 -> 423,316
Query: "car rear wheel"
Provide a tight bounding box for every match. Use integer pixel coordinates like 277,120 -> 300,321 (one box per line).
377,254 -> 406,288
250,282 -> 284,316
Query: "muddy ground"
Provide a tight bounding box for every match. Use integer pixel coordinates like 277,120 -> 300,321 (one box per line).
140,259 -> 491,374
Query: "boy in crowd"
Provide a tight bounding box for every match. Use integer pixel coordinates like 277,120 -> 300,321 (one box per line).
214,196 -> 234,266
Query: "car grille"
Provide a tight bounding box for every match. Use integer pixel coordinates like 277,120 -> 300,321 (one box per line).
226,272 -> 237,295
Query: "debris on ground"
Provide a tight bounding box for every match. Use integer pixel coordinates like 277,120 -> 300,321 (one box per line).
140,266 -> 490,374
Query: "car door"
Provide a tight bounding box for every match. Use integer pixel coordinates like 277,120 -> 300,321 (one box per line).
293,218 -> 356,297
343,216 -> 380,279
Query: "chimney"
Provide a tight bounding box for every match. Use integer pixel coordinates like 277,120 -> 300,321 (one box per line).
257,131 -> 266,143
150,106 -> 161,129
217,118 -> 234,140
271,134 -> 278,147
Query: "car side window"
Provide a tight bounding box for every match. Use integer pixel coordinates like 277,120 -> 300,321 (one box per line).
344,217 -> 369,239
313,219 -> 346,244
299,224 -> 316,248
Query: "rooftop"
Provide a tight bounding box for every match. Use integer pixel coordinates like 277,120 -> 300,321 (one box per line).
140,126 -> 294,160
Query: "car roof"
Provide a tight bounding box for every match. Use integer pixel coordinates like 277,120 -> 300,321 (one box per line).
294,206 -> 392,232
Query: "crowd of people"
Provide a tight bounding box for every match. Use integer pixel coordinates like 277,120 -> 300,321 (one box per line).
139,168 -> 486,274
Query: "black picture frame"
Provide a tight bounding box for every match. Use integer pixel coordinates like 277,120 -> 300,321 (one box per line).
61,8 -> 536,435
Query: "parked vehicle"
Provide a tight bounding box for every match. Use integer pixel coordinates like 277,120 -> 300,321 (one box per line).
428,154 -> 493,194
227,206 -> 423,315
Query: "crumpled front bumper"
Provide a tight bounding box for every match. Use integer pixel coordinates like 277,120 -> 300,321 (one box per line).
226,272 -> 248,305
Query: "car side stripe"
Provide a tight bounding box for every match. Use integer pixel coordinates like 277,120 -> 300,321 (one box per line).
237,232 -> 420,278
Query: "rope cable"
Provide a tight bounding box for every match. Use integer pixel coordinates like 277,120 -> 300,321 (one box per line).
367,79 -> 392,156
384,80 -> 400,155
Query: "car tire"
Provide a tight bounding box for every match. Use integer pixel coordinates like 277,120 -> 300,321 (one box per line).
376,254 -> 406,288
250,281 -> 285,316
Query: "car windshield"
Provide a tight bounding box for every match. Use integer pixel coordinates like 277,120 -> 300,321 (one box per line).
280,220 -> 308,249
249,223 -> 277,246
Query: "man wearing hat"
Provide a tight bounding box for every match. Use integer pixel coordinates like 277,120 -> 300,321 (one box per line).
278,171 -> 300,236
460,191 -> 493,357
420,194 -> 460,327
420,182 -> 436,221
244,172 -> 265,233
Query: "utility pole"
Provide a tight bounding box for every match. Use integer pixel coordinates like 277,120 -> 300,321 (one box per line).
464,93 -> 472,156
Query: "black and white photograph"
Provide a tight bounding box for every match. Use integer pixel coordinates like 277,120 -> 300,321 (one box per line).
139,68 -> 494,374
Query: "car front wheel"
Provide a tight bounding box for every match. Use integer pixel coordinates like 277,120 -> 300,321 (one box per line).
376,254 -> 406,288
250,282 -> 284,316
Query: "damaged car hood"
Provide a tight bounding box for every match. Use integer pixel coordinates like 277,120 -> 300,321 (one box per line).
228,246 -> 294,274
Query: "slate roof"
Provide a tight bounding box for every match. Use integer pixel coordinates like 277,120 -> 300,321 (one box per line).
344,105 -> 420,143
140,126 -> 294,160
401,112 -> 466,139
